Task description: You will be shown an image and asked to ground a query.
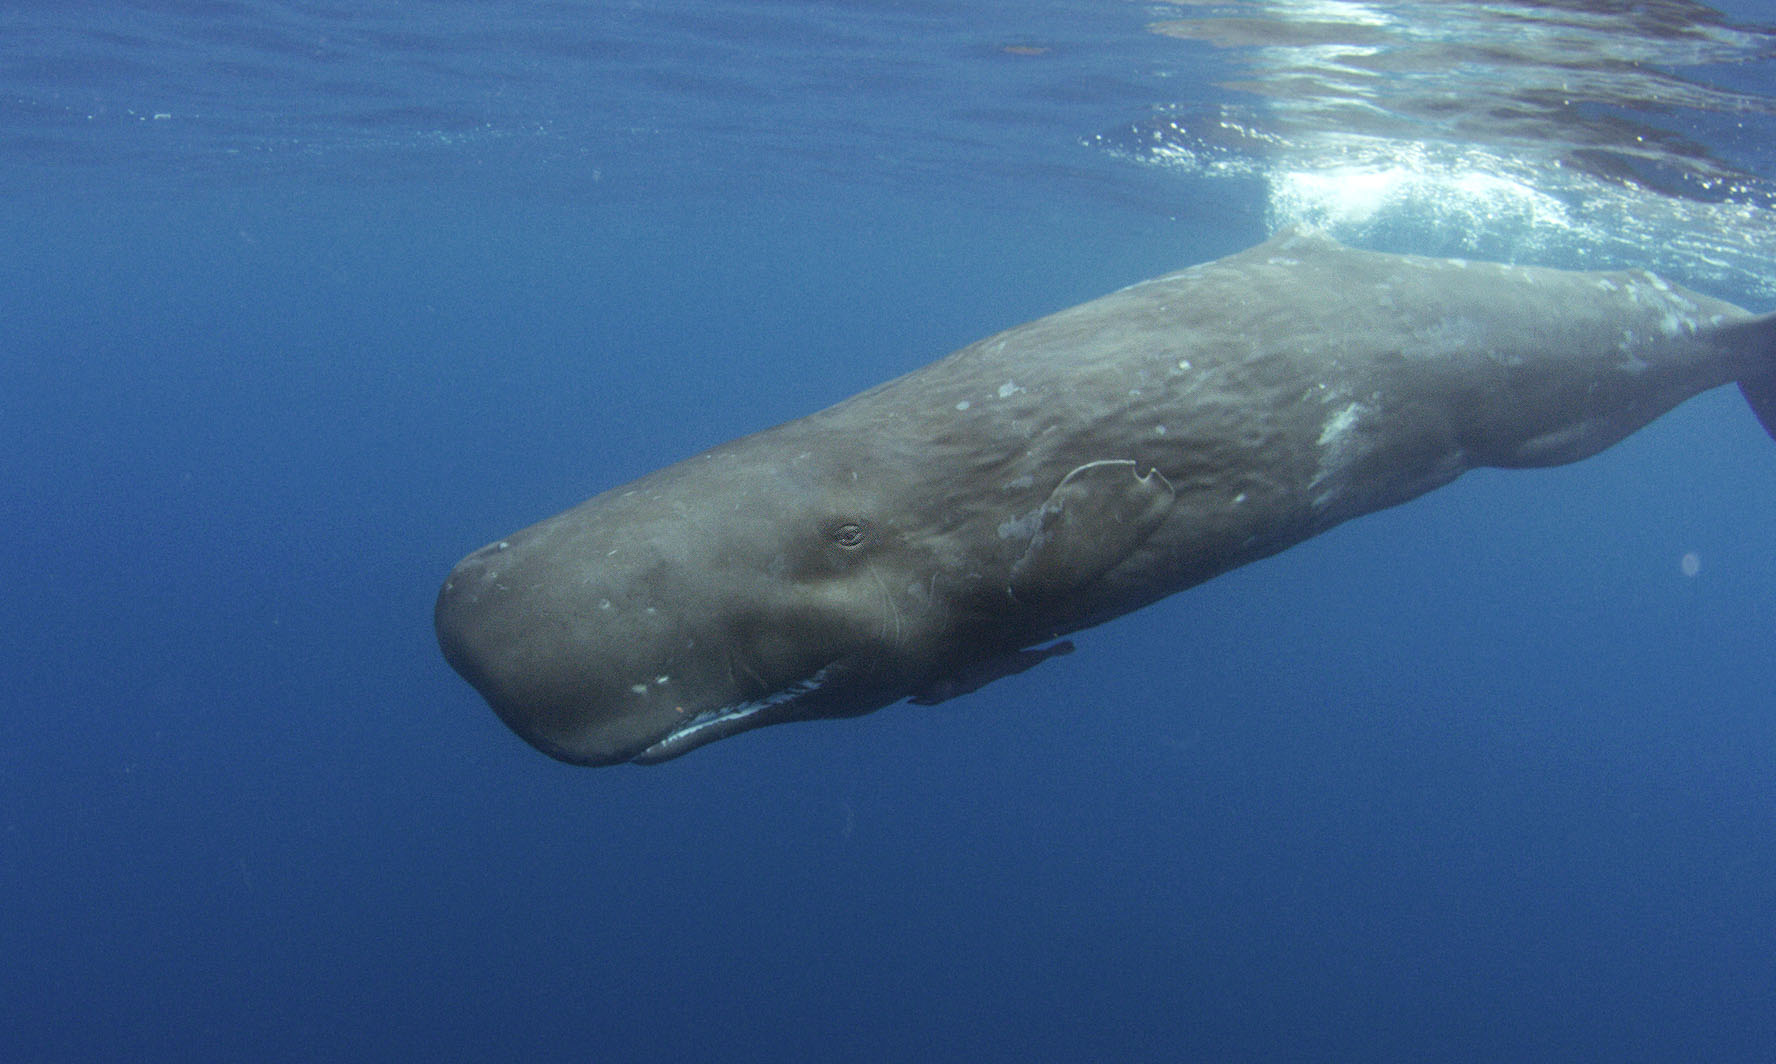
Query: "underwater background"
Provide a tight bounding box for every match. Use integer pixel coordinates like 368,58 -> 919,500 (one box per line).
4,2 -> 1775,1060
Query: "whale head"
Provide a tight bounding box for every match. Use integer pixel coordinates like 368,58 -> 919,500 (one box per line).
434,427 -> 1018,765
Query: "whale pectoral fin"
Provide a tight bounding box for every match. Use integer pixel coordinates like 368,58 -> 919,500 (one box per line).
1009,459 -> 1176,603
909,640 -> 1075,706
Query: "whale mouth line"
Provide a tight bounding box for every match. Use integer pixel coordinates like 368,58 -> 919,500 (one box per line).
633,664 -> 839,764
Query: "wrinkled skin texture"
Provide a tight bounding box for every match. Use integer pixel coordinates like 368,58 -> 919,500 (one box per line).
436,230 -> 1773,765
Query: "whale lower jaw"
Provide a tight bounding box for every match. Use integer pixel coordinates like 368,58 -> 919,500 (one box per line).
633,665 -> 839,764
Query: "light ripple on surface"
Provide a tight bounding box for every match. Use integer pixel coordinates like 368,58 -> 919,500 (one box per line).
1099,0 -> 1776,298
4,0 -> 1776,296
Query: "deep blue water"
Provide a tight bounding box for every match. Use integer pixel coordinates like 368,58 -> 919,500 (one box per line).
4,3 -> 1776,1061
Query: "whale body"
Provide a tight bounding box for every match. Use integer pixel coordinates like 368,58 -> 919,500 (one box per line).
436,230 -> 1776,766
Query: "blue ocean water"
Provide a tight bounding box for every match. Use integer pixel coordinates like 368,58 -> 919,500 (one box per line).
4,2 -> 1775,1061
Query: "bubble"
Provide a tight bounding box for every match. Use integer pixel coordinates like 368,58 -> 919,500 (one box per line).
1680,551 -> 1701,577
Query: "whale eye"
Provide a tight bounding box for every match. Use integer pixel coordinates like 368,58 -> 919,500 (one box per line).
831,522 -> 867,549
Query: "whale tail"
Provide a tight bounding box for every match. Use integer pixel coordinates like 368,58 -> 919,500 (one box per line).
1729,310 -> 1776,442
1742,377 -> 1776,441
